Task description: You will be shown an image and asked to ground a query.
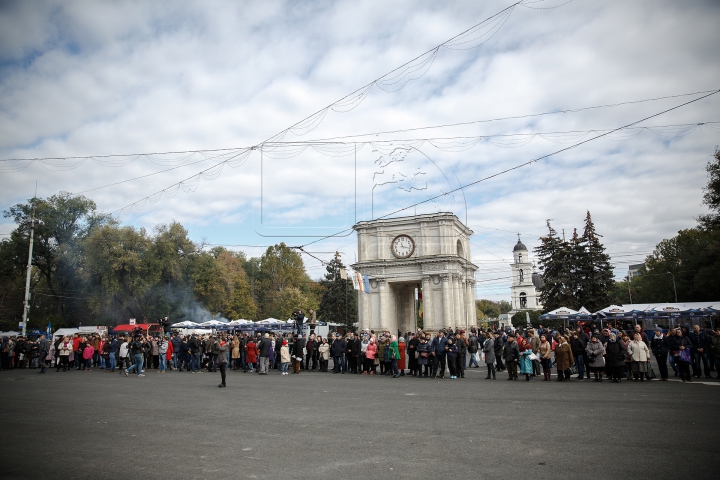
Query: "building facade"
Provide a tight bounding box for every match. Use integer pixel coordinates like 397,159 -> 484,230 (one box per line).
509,237 -> 543,312
352,213 -> 478,334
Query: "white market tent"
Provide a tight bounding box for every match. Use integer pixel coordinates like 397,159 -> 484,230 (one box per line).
257,318 -> 282,324
227,319 -> 252,326
198,320 -> 227,327
171,321 -> 200,328
52,328 -> 79,339
0,331 -> 20,337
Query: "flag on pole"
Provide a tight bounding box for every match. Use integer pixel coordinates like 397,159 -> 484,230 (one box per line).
351,273 -> 360,290
361,274 -> 371,293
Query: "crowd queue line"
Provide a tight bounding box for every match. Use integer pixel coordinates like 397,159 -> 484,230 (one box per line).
3,322 -> 719,388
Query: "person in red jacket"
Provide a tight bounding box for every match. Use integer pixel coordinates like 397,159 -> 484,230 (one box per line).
72,334 -> 82,370
82,343 -> 95,371
245,339 -> 257,373
397,337 -> 406,376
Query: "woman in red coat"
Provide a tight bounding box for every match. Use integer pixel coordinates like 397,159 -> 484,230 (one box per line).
245,339 -> 257,372
398,337 -> 406,376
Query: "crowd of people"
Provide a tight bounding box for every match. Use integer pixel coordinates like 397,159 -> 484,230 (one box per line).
2,322 -> 719,388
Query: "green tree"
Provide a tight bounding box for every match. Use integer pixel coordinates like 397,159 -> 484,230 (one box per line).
2,192 -> 109,319
82,224 -> 156,322
535,221 -> 575,311
318,257 -> 357,329
633,229 -> 720,303
256,243 -> 313,318
266,286 -> 317,320
577,212 -> 614,311
511,310 -> 541,326
698,148 -> 720,230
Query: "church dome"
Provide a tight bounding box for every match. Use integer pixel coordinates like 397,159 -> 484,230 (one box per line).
513,239 -> 527,252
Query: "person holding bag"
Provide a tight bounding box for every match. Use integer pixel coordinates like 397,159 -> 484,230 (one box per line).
56,336 -> 72,372
628,332 -> 651,381
585,335 -> 606,382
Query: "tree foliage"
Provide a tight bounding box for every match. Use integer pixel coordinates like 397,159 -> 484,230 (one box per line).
318,257 -> 357,328
535,213 -> 614,312
0,195 -> 322,330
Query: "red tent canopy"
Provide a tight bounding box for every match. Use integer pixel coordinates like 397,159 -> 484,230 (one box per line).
112,323 -> 159,332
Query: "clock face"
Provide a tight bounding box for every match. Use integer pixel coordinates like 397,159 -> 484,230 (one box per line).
391,234 -> 415,259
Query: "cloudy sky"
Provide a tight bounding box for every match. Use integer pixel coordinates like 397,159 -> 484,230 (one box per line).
1,0 -> 718,303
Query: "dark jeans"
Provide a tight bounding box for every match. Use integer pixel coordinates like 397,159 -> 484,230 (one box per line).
576,354 -> 585,379
506,360 -> 518,378
693,351 -> 710,377
219,363 -> 226,385
486,363 -> 496,378
447,357 -> 457,377
678,361 -> 692,381
655,354 -> 669,379
432,354 -> 446,377
333,356 -> 344,373
455,356 -> 464,377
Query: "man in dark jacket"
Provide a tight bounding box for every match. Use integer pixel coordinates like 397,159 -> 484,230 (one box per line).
407,334 -> 420,375
493,332 -> 505,371
331,334 -> 347,373
37,335 -> 50,373
454,332 -> 467,378
257,334 -> 272,375
188,335 -> 201,373
430,331 -> 448,379
503,334 -> 520,380
275,336 -> 283,370
650,326 -> 670,381
467,333 -> 479,368
346,333 -> 361,373
570,333 -> 586,380
689,325 -> 711,379
305,334 -> 316,371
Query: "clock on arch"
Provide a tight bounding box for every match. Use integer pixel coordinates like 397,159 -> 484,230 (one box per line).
390,234 -> 415,259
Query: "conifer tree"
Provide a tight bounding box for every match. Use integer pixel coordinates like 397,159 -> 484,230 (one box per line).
534,221 -> 575,311
578,211 -> 614,312
318,257 -> 357,329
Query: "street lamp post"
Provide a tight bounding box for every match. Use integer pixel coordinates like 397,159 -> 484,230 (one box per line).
666,271 -> 678,303
21,218 -> 43,337
625,276 -> 633,304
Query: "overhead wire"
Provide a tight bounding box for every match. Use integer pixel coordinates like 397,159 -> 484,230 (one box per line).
297,89 -> 720,249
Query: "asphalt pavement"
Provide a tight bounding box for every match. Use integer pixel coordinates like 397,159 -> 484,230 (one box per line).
1,365 -> 718,480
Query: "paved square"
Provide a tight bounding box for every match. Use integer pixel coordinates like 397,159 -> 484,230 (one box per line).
1,367 -> 718,479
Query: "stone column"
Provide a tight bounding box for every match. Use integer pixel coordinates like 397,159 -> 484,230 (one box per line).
377,279 -> 390,332
441,274 -> 452,329
453,274 -> 462,329
466,278 -> 476,330
422,275 -> 433,331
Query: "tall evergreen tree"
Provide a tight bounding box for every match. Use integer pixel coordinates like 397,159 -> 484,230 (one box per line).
534,221 -> 575,311
578,211 -> 614,312
698,148 -> 720,230
318,257 -> 357,329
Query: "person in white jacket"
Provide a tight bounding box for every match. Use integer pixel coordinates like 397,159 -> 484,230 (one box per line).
628,333 -> 651,382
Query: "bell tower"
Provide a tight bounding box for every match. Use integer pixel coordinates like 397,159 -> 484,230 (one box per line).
510,235 -> 543,312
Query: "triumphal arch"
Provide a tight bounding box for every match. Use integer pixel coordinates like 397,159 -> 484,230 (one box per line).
352,213 -> 477,334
